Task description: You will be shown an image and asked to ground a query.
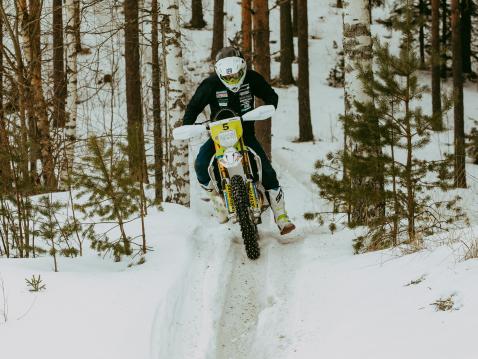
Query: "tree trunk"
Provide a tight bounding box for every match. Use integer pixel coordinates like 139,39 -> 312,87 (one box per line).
190,0 -> 206,29
297,0 -> 313,141
161,0 -> 190,206
292,0 -> 298,37
0,1 -> 11,192
1,3 -> 30,186
418,0 -> 426,68
152,0 -> 163,203
242,0 -> 252,66
19,0 -> 56,189
343,0 -> 373,132
124,0 -> 147,182
52,0 -> 66,129
280,0 -> 294,84
62,0 -> 80,184
343,0 -> 378,225
451,0 -> 467,188
17,1 -> 37,186
29,1 -> 50,187
461,0 -> 472,74
253,0 -> 272,158
431,0 -> 442,128
441,0 -> 448,78
404,98 -> 416,244
74,0 -> 81,52
211,0 -> 224,59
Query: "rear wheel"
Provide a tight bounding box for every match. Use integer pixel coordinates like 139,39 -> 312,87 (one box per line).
230,175 -> 260,260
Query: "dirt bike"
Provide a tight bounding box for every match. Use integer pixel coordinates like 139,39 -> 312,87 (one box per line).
173,105 -> 276,260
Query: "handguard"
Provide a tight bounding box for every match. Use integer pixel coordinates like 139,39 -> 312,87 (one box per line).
172,124 -> 207,141
242,105 -> 275,122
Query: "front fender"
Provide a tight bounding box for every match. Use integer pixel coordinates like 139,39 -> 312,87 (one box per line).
220,148 -> 246,179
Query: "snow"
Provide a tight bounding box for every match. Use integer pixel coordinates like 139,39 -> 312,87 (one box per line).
0,204 -> 197,359
2,0 -> 478,358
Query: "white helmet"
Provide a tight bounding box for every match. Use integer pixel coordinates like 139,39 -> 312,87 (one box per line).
214,47 -> 247,93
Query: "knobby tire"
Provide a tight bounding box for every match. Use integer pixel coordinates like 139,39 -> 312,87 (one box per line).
230,175 -> 260,260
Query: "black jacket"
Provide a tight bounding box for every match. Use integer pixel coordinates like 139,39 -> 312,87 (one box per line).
183,69 -> 279,137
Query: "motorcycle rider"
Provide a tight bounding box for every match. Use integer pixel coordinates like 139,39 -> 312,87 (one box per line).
183,47 -> 295,235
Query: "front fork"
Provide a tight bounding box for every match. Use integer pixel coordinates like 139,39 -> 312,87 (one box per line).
213,141 -> 262,222
221,179 -> 261,223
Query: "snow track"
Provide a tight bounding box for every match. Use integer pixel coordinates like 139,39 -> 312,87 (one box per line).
151,223 -> 234,359
215,235 -> 304,358
149,204 -> 306,359
215,246 -> 265,358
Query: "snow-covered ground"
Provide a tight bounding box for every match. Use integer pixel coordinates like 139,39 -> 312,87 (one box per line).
2,0 -> 478,358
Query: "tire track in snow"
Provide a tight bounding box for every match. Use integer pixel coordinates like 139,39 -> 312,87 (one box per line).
248,239 -> 304,358
150,223 -> 235,359
159,140 -> 314,358
213,147 -> 318,358
215,245 -> 267,358
215,233 -> 305,358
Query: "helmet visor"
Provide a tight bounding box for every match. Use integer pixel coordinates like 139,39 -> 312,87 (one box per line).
220,69 -> 245,86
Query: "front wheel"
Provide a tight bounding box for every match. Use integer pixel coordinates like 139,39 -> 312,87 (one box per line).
230,175 -> 260,260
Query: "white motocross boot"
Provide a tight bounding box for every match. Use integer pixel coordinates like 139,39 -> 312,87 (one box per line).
267,187 -> 296,235
200,182 -> 229,224
199,182 -> 215,202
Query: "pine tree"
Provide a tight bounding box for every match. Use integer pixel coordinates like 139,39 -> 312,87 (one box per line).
74,137 -> 143,261
327,44 -> 344,88
380,0 -> 431,69
314,1 -> 465,252
342,0 -> 382,225
33,196 -> 79,272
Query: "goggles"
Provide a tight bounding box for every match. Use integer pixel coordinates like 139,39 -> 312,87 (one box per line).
220,69 -> 244,85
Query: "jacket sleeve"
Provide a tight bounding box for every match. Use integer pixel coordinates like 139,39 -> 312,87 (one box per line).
183,79 -> 212,125
250,70 -> 279,109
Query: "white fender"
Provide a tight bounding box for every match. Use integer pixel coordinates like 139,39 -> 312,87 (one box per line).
172,125 -> 207,141
242,105 -> 276,122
